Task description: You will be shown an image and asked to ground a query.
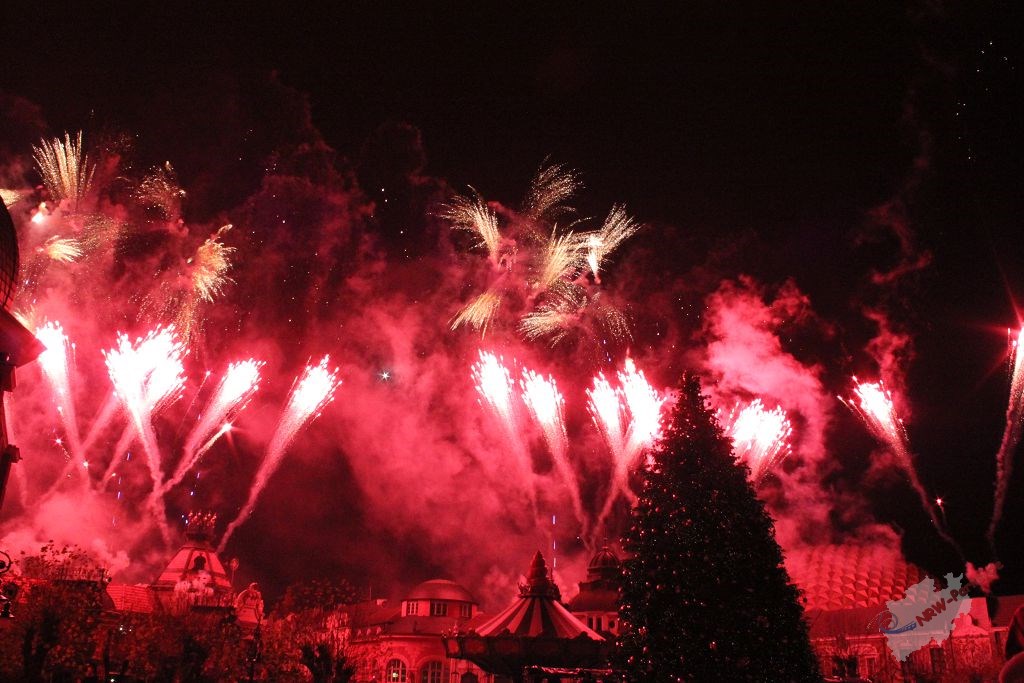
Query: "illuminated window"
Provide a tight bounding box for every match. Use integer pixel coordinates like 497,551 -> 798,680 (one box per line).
386,659 -> 407,682
406,601 -> 418,616
421,661 -> 442,683
430,601 -> 448,617
459,603 -> 472,618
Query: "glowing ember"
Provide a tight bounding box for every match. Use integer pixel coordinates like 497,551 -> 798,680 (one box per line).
472,350 -> 517,433
220,356 -> 340,551
30,202 -> 49,224
722,399 -> 792,483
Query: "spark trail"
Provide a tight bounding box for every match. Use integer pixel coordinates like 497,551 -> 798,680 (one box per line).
103,327 -> 186,542
472,351 -> 517,435
220,356 -> 340,551
165,359 -> 264,493
471,350 -> 537,506
840,378 -> 963,559
722,399 -> 792,483
35,322 -> 84,468
590,359 -> 666,535
521,368 -> 586,531
987,326 -> 1024,552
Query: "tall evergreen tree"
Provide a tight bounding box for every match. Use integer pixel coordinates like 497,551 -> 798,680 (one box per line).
616,374 -> 820,682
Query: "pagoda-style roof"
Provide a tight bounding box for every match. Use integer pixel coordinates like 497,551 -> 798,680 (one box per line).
443,552 -> 606,676
152,513 -> 232,599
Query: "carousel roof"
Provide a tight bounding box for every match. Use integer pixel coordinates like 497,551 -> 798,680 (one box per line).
474,552 -> 603,640
443,552 -> 607,676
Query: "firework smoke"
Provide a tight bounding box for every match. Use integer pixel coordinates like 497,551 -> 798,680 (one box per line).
165,359 -> 264,493
841,378 -> 962,558
987,326 -> 1024,552
721,399 -> 792,483
32,131 -> 95,208
220,356 -> 340,551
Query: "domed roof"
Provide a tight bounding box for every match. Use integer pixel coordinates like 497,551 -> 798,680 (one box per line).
786,544 -> 925,611
407,578 -> 476,604
588,546 -> 620,571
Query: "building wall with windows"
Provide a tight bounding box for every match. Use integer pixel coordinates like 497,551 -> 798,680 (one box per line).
346,579 -> 496,683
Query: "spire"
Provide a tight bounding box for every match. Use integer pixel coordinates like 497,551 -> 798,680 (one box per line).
520,551 -> 561,600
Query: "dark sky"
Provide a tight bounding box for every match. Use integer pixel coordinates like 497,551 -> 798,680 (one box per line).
2,3 -> 1023,600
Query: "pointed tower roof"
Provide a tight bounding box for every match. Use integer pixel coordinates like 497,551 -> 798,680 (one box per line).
442,552 -> 608,676
152,512 -> 233,597
474,552 -> 602,640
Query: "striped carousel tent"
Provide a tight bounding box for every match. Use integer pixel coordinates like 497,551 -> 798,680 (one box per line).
443,552 -> 606,677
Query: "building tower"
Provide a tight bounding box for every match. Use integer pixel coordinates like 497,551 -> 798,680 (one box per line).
568,545 -> 622,636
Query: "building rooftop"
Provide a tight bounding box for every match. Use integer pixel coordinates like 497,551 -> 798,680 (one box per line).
406,578 -> 476,604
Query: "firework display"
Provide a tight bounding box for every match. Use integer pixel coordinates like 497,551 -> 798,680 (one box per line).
840,379 -> 962,558
721,399 -> 792,483
220,356 -> 340,550
988,326 -> 1024,550
165,358 -> 264,493
0,120 -> 1012,600
444,164 -> 638,350
32,131 -> 95,208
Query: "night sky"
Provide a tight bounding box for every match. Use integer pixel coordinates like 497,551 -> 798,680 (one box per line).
2,3 -> 1022,604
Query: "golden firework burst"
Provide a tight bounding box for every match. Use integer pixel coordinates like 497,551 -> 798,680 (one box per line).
32,131 -> 95,207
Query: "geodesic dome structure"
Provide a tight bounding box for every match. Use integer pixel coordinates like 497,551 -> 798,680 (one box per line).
786,544 -> 926,611
0,202 -> 18,309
